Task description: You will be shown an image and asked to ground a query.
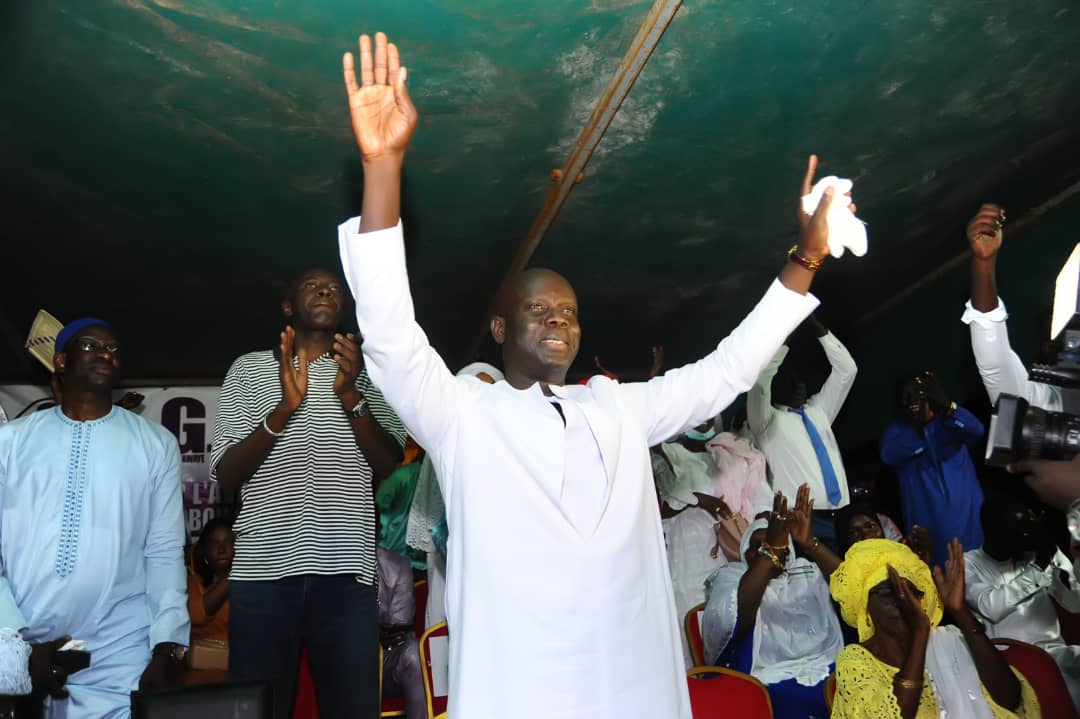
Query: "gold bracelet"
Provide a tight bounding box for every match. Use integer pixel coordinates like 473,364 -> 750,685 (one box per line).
756,545 -> 785,571
893,676 -> 923,690
788,245 -> 824,272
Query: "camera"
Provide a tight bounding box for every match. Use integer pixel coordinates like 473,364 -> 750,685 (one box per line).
986,243 -> 1080,467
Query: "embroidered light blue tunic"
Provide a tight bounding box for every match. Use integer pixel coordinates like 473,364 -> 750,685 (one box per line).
0,406 -> 189,718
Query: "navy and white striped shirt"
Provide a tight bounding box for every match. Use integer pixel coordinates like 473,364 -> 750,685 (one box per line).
210,351 -> 406,583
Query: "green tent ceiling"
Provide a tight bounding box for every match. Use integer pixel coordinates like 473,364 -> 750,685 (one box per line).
2,0 -> 1079,382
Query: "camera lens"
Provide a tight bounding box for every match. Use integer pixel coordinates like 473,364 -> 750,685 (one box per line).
1021,406 -> 1080,460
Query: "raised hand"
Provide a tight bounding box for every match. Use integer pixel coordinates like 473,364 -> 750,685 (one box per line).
692,491 -> 735,520
764,491 -> 791,550
888,564 -> 931,635
279,327 -> 309,413
905,524 -> 933,566
332,332 -> 363,406
966,203 -> 1005,261
343,32 -> 418,162
648,345 -> 664,378
796,154 -> 857,263
932,538 -> 967,615
788,483 -> 815,549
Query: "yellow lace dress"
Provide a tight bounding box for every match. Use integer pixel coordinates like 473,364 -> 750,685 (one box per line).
832,644 -> 1040,718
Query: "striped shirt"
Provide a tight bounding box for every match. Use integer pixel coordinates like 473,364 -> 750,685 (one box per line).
209,350 -> 406,583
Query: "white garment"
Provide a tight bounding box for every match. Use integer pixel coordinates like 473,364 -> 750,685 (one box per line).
553,399 -> 609,534
965,546 -> 1080,710
701,519 -> 843,686
663,508 -> 727,669
653,443 -> 714,511
925,625 -> 998,719
961,297 -> 1063,411
338,217 -> 818,719
747,333 -> 857,508
0,627 -> 31,696
705,433 -> 772,522
406,363 -> 505,555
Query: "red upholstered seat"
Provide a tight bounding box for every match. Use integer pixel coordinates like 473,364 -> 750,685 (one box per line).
684,603 -> 706,668
293,647 -> 319,718
413,579 -> 429,639
686,666 -> 773,718
995,638 -> 1077,719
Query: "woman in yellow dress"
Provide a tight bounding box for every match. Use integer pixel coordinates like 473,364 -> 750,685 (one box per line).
829,537 -> 1040,718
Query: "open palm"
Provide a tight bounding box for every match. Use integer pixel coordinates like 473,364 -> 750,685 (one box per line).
343,33 -> 418,161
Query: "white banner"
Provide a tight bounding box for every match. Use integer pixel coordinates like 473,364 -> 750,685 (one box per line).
0,384 -> 230,539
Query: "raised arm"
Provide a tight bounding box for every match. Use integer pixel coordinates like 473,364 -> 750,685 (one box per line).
936,539 -> 1021,711
622,156 -> 853,446
338,32 -> 465,452
962,203 -> 1061,410
806,319 -> 857,424
746,346 -> 785,437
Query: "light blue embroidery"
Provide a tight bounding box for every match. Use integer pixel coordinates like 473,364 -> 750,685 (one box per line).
55,423 -> 92,577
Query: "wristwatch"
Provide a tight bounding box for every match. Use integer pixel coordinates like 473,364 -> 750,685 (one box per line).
153,642 -> 187,664
347,398 -> 368,419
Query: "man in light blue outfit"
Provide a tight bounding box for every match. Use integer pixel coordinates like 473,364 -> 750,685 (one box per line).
0,318 -> 189,718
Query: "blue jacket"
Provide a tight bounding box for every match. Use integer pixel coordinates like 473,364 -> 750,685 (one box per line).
880,406 -> 985,567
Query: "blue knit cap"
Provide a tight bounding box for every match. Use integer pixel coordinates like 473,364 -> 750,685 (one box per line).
54,318 -> 113,354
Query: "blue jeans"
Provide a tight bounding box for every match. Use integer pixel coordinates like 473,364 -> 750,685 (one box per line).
229,574 -> 379,719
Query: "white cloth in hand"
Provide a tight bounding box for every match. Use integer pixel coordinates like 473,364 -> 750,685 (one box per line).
0,627 -> 32,696
801,176 -> 867,258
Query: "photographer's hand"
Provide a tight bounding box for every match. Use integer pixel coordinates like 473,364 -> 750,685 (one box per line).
1009,455 -> 1080,512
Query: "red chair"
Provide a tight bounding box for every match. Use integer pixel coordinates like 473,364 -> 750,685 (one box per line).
684,603 -> 706,668
293,647 -> 319,718
823,672 -> 836,713
420,622 -> 450,719
994,638 -> 1077,719
413,579 -> 429,639
687,666 -> 772,718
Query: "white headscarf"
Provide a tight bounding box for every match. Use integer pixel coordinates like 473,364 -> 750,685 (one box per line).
405,362 -> 504,553
701,519 -> 843,686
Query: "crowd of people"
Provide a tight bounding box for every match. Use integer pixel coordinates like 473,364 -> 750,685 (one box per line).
0,28 -> 1078,719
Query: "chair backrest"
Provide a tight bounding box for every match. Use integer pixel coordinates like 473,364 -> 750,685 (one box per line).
684,603 -> 706,668
420,621 -> 450,718
686,666 -> 772,719
413,579 -> 429,638
994,638 -> 1077,719
824,672 -> 836,713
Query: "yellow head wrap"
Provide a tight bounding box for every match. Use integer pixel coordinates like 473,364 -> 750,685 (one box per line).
828,539 -> 942,641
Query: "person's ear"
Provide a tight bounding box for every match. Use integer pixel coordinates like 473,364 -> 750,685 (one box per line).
53,352 -> 66,374
491,315 -> 506,345
282,298 -> 295,318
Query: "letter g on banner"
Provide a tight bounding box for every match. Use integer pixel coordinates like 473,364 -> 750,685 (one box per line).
161,397 -> 206,454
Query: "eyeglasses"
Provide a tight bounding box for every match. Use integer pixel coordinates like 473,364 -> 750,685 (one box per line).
73,336 -> 121,355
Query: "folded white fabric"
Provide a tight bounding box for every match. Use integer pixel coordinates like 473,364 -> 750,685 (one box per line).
0,627 -> 32,696
801,176 -> 868,258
